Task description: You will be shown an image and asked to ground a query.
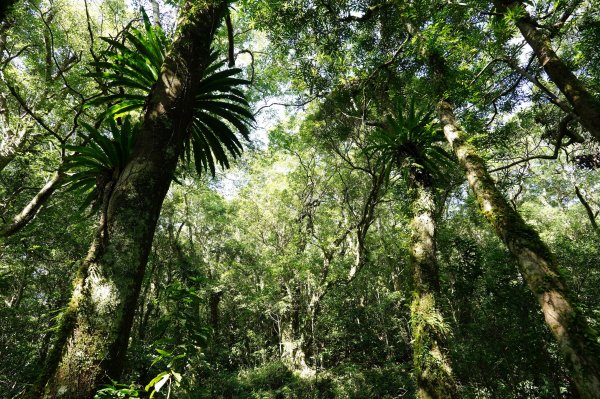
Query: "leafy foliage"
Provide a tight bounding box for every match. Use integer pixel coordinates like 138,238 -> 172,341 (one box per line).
367,98 -> 456,185
87,8 -> 254,177
87,9 -> 168,120
94,382 -> 140,399
62,116 -> 138,210
187,55 -> 255,176
3,1 -> 600,398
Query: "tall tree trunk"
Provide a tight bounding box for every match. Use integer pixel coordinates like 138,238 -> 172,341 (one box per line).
402,9 -> 600,393
281,282 -> 309,372
28,2 -> 228,397
209,290 -> 223,334
437,99 -> 600,398
408,170 -> 457,399
494,0 -> 600,142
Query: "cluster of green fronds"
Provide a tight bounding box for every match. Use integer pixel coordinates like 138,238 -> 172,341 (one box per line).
86,10 -> 169,120
367,97 -> 456,185
62,116 -> 138,211
64,8 -> 253,210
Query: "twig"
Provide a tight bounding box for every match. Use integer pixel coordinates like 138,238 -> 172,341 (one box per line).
490,115 -> 573,172
360,37 -> 409,86
321,0 -> 393,22
1,72 -> 63,142
35,3 -> 85,103
253,96 -> 319,116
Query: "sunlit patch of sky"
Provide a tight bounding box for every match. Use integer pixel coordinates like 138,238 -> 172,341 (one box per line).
213,101 -> 303,200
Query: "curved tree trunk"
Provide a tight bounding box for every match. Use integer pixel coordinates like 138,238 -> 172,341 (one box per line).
437,99 -> 600,398
574,186 -> 599,237
408,170 -> 458,399
28,1 -> 228,398
402,9 -> 600,392
494,0 -> 600,142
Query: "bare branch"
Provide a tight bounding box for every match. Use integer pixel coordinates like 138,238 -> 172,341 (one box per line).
253,96 -> 319,116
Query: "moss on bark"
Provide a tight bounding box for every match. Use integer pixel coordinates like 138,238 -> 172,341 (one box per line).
438,99 -> 600,399
409,174 -> 458,399
30,1 -> 229,397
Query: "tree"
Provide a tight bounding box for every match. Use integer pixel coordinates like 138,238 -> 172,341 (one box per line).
368,98 -> 458,398
400,9 -> 600,398
0,0 -> 91,238
30,1 -> 236,397
1,0 -> 599,397
493,0 -> 600,143
437,98 -> 600,397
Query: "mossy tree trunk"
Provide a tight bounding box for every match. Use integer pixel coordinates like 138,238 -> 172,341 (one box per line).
437,99 -> 600,398
281,282 -> 309,372
493,0 -> 600,142
29,1 -> 229,398
408,168 -> 458,399
402,11 -> 600,394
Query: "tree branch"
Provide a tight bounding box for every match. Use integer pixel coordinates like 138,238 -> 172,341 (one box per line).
226,12 -> 235,67
0,172 -> 64,238
253,96 -> 319,116
1,72 -> 63,142
575,186 -> 599,236
491,115 -> 573,172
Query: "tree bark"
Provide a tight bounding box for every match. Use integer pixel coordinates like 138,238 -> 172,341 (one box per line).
0,93 -> 31,173
408,170 -> 457,399
0,130 -> 29,172
494,0 -> 600,142
209,290 -> 223,334
29,1 -> 228,397
281,282 -> 309,372
437,99 -> 600,398
150,0 -> 160,27
0,133 -> 25,171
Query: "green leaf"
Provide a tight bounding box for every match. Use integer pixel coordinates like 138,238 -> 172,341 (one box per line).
156,348 -> 171,357
145,371 -> 170,397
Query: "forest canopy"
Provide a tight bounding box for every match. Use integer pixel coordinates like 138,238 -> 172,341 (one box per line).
0,0 -> 599,398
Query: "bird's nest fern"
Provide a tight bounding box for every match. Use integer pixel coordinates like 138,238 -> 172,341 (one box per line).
85,8 -> 254,177
366,97 -> 456,186
62,116 -> 138,212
